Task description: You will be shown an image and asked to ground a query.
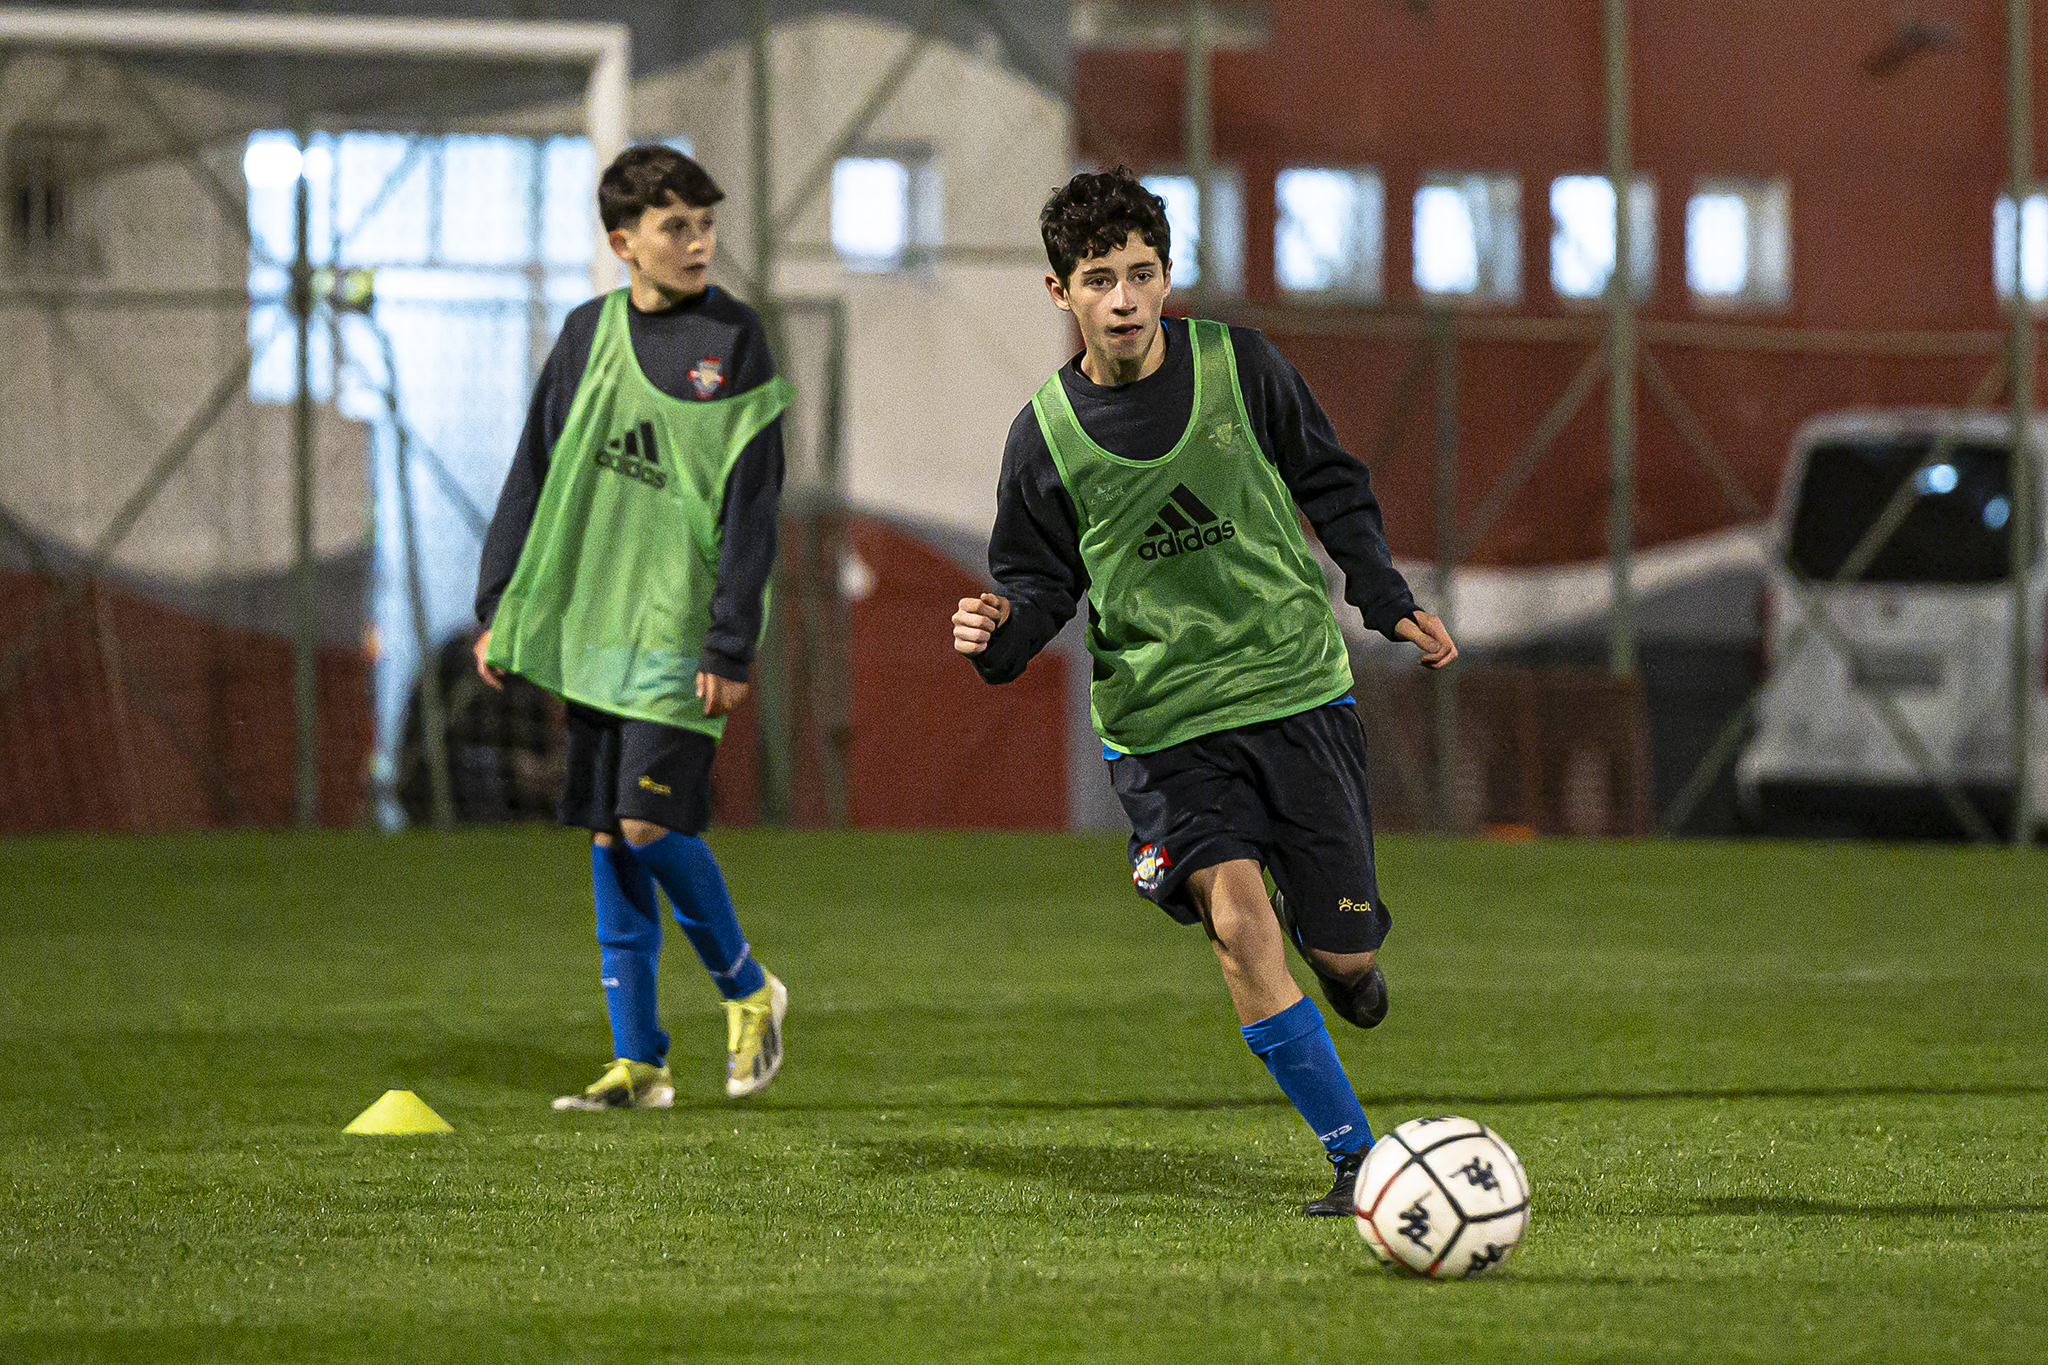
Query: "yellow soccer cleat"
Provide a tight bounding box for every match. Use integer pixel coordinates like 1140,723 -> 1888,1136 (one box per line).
551,1057 -> 674,1111
723,974 -> 787,1098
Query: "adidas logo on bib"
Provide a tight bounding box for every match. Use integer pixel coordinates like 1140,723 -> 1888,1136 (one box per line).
1138,483 -> 1235,561
594,419 -> 667,489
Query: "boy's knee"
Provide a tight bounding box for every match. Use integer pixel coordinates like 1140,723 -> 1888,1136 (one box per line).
592,832 -> 616,848
1305,946 -> 1377,985
620,818 -> 670,846
1188,859 -> 1262,906
1190,860 -> 1274,947
1202,890 -> 1263,937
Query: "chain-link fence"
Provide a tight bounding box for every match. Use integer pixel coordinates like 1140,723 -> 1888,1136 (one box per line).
0,22 -> 631,832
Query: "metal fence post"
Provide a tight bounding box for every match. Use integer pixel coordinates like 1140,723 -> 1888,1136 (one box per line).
818,300 -> 853,827
1183,0 -> 1214,313
1431,310 -> 1461,831
751,0 -> 793,826
1603,0 -> 1638,678
291,128 -> 320,829
2009,0 -> 2037,845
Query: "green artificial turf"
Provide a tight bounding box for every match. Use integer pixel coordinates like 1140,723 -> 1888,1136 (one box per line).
1,829 -> 2044,1363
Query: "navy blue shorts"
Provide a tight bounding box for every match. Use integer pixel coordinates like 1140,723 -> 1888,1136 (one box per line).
559,702 -> 716,837
1108,702 -> 1392,955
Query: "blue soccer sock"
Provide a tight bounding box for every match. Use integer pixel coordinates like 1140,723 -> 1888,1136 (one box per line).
627,832 -> 768,1001
1242,996 -> 1374,1159
592,841 -> 669,1065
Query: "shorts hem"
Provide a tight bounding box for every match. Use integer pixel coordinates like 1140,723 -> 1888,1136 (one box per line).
557,806 -> 621,837
1289,899 -> 1392,955
612,791 -> 709,838
1145,834 -> 1262,924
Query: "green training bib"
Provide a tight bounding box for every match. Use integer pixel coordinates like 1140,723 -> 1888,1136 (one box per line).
486,289 -> 792,737
1031,318 -> 1353,754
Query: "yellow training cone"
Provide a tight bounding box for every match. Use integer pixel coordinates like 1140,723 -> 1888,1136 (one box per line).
344,1089 -> 454,1135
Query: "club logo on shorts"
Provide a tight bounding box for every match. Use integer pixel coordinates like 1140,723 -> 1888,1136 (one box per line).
689,356 -> 725,398
1338,896 -> 1373,913
637,775 -> 673,796
1138,483 -> 1235,561
1132,841 -> 1173,893
595,420 -> 666,488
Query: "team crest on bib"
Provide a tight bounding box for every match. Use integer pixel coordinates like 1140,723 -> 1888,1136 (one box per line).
1132,841 -> 1173,894
689,356 -> 725,398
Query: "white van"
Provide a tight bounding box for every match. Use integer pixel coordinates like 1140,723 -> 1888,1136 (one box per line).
1736,410 -> 2048,838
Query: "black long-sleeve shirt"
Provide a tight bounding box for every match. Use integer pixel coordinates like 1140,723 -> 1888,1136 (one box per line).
474,286 -> 784,682
972,316 -> 1417,685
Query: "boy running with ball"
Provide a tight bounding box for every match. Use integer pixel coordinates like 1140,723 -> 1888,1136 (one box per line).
475,146 -> 790,1109
953,169 -> 1456,1214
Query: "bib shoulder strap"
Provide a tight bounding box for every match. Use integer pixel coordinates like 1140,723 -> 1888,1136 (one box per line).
1187,318 -> 1237,414
1029,369 -> 1089,490
593,288 -> 631,350
730,373 -> 795,423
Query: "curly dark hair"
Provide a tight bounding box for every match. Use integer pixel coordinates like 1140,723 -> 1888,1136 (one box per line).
598,144 -> 725,231
1039,167 -> 1171,283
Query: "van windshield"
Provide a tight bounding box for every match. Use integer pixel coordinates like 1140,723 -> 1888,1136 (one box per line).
1787,437 -> 2015,584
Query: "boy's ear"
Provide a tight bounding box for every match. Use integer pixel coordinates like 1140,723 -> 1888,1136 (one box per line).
607,227 -> 634,265
1044,271 -> 1072,312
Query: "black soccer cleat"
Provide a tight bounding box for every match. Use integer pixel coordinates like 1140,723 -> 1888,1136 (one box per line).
1303,1147 -> 1369,1217
1271,890 -> 1390,1030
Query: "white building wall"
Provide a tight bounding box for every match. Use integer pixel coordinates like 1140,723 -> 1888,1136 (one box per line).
630,13 -> 1073,537
5,15 -> 1068,579
0,55 -> 369,595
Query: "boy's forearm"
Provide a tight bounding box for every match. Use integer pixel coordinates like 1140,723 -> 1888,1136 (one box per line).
702,419 -> 786,680
475,353 -> 566,624
969,596 -> 1066,684
474,447 -> 546,623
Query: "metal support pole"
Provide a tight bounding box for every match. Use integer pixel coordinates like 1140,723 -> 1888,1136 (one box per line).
819,300 -> 853,828
1182,0 -> 1214,313
395,430 -> 455,831
1431,311 -> 1460,831
1603,0 -> 1637,677
2009,0 -> 2038,845
291,130 -> 320,829
371,326 -> 456,832
751,0 -> 792,826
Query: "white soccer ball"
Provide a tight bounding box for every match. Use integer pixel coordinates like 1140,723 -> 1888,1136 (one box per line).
1353,1116 -> 1530,1277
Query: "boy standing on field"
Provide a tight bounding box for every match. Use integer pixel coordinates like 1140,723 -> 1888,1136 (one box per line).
953,169 -> 1457,1214
475,146 -> 789,1110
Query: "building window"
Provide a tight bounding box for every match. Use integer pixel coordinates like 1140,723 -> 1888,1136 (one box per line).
831,150 -> 941,272
1413,172 -> 1520,303
6,124 -> 103,276
1275,166 -> 1383,300
1550,174 -> 1654,301
1686,178 -> 1790,308
1993,191 -> 2048,307
1142,170 -> 1244,294
1072,1 -> 1271,51
242,130 -> 597,405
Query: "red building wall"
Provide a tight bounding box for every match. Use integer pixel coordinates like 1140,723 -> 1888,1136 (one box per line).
0,572 -> 371,833
713,517 -> 1069,829
1077,0 -> 2038,566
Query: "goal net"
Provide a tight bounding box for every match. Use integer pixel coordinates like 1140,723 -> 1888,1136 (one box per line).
0,8 -> 629,831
